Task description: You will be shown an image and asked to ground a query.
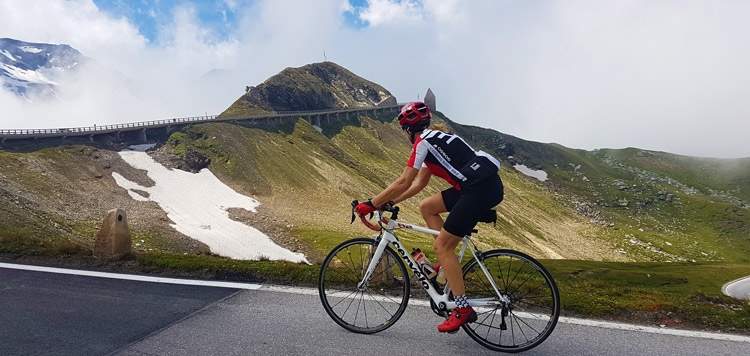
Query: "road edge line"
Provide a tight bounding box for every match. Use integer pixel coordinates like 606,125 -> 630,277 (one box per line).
0,262 -> 262,290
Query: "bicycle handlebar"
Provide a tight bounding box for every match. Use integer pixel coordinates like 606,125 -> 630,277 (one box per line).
350,200 -> 400,232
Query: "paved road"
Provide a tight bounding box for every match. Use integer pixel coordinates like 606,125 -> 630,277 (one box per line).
0,266 -> 239,355
1,264 -> 749,355
118,288 -> 749,356
723,276 -> 750,300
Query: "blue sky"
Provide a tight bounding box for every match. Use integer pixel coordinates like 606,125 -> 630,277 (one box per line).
2,0 -> 750,158
93,0 -> 242,42
93,0 -> 375,41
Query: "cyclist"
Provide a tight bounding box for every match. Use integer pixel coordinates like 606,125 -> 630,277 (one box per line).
355,102 -> 504,333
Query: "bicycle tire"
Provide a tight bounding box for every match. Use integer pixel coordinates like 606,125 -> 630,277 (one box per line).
461,249 -> 560,353
318,238 -> 410,334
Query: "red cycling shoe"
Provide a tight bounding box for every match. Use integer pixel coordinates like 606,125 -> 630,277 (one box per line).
438,306 -> 477,333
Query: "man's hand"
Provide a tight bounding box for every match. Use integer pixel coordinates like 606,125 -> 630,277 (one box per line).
355,199 -> 378,216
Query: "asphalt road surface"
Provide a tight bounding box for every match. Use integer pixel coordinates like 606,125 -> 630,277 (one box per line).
724,276 -> 750,300
1,263 -> 748,355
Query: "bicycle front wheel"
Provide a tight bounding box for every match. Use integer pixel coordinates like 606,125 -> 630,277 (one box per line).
318,238 -> 410,334
462,249 -> 560,353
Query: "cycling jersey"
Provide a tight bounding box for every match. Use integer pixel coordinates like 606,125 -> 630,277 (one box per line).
406,129 -> 501,190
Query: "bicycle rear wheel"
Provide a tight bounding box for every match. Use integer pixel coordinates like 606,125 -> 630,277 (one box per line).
318,238 -> 410,334
462,249 -> 560,353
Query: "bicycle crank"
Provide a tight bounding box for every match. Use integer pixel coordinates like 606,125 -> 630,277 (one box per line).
430,299 -> 449,318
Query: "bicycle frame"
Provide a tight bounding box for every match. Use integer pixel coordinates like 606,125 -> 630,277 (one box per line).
359,211 -> 511,311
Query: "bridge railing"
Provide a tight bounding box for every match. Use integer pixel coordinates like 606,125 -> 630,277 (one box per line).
0,104 -> 404,139
0,115 -> 218,136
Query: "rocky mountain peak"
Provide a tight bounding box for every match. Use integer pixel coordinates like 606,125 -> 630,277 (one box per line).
0,38 -> 91,100
220,61 -> 397,118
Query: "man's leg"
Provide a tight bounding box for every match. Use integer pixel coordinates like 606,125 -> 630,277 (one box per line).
434,228 -> 477,332
433,229 -> 464,295
419,192 -> 447,234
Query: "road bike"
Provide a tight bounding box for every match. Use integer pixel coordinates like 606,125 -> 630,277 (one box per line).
318,202 -> 560,353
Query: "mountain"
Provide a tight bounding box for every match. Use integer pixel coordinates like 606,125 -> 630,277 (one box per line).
1,62 -> 749,267
218,62 -> 396,118
0,38 -> 92,100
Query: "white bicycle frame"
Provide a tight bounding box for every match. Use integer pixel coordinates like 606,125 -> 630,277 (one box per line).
359,210 -> 511,310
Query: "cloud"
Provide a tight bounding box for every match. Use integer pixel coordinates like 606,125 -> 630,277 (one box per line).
1,0 -> 750,158
356,0 -> 423,26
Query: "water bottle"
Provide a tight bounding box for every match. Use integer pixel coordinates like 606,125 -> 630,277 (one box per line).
411,248 -> 437,279
434,263 -> 446,284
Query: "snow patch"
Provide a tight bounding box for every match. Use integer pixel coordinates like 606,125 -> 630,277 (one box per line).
19,46 -> 44,53
513,164 -> 548,182
1,49 -> 16,61
0,62 -> 58,85
112,145 -> 307,263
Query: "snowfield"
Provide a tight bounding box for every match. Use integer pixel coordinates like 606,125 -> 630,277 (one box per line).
513,164 -> 549,182
112,144 -> 308,264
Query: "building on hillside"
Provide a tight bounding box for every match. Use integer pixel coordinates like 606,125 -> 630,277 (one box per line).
424,88 -> 436,111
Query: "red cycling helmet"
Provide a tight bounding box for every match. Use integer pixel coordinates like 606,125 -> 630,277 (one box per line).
398,102 -> 431,132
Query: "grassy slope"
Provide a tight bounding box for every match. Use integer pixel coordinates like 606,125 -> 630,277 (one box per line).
159,114 -> 621,263
0,144 -> 209,257
2,112 -> 747,264
443,116 -> 750,263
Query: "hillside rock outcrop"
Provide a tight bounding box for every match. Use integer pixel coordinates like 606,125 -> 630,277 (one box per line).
219,62 -> 396,118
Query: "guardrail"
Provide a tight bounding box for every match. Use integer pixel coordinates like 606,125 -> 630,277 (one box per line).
0,115 -> 217,136
0,104 -> 403,141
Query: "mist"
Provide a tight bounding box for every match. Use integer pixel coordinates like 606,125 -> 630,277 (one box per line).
1,0 -> 749,158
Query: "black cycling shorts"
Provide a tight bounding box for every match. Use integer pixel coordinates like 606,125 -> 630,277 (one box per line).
441,174 -> 504,237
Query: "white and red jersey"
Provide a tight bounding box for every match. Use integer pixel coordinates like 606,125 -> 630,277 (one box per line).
407,129 -> 501,190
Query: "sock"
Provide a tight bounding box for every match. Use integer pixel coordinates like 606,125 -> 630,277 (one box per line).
455,294 -> 469,309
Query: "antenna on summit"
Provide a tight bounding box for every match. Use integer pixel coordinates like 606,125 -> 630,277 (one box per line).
324,51 -> 327,62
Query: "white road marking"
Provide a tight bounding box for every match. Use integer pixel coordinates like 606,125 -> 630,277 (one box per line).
4,262 -> 749,343
0,262 -> 262,290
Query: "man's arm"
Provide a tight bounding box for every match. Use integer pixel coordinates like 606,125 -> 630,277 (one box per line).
393,166 -> 431,204
371,166 -> 419,207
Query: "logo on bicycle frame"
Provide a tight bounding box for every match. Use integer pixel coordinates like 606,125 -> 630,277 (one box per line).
391,240 -> 431,290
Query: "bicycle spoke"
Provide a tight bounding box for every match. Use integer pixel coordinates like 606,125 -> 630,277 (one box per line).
460,250 -> 559,352
365,289 -> 397,315
510,311 -> 541,336
515,299 -> 554,312
470,267 -> 494,295
333,254 -> 364,282
485,308 -> 497,340
369,285 -> 405,305
509,311 -> 534,345
326,261 -> 362,284
320,239 -> 410,334
493,256 -> 510,291
367,258 -> 396,281
506,259 -> 528,294
506,256 -> 513,291
513,281 -> 548,302
507,268 -> 540,299
340,290 -> 360,320
361,291 -> 368,329
348,249 -> 361,281
328,289 -> 359,309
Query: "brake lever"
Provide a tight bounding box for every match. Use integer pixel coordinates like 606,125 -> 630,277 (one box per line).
350,200 -> 358,224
